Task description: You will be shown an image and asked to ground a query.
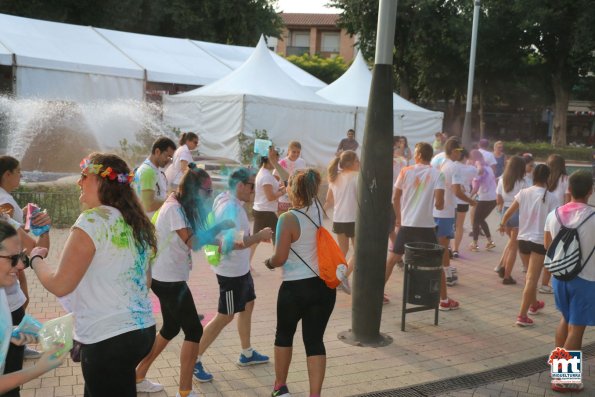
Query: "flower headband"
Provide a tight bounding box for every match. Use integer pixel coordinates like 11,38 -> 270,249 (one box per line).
80,158 -> 134,184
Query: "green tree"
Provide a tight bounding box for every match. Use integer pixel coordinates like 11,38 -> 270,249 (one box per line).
284,54 -> 348,84
517,0 -> 595,147
0,0 -> 283,45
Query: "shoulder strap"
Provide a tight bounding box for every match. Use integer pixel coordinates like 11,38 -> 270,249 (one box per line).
577,210 -> 595,229
290,247 -> 320,278
554,207 -> 564,227
291,207 -> 320,229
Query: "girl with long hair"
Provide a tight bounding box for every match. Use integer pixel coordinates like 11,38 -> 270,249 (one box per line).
453,149 -> 476,257
265,168 -> 336,397
539,154 -> 570,294
495,156 -> 527,284
500,164 -> 557,327
165,132 -> 199,192
468,150 -> 497,252
325,150 -> 359,277
135,164 -> 233,397
29,153 -> 158,396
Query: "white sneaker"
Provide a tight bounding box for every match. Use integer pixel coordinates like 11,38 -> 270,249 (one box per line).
336,264 -> 351,295
136,379 -> 164,393
538,285 -> 553,294
176,391 -> 199,397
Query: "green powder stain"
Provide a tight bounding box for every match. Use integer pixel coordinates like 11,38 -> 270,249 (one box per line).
111,217 -> 132,249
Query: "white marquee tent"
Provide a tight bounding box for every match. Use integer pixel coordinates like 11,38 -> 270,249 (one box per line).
164,37 -> 355,167
317,51 -> 443,144
0,13 -> 326,102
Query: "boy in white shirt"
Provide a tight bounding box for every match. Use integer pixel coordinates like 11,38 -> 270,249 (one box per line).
544,171 -> 594,393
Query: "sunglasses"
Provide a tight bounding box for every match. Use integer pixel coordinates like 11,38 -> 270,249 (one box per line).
0,250 -> 29,268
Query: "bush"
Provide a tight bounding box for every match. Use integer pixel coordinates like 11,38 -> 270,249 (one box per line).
503,141 -> 592,162
13,184 -> 80,228
285,54 -> 348,84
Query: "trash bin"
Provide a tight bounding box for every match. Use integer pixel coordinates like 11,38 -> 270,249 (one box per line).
401,242 -> 444,331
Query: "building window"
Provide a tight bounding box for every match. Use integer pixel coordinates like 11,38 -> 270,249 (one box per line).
321,32 -> 340,53
292,31 -> 310,47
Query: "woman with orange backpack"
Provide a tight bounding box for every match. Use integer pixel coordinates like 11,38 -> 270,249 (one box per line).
264,157 -> 336,397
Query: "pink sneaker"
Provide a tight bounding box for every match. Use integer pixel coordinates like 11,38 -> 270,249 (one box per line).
439,298 -> 460,311
528,300 -> 545,315
516,315 -> 534,326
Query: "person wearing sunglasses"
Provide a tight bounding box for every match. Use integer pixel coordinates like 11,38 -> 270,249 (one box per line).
192,168 -> 272,383
135,164 -> 235,397
0,155 -> 52,396
28,153 -> 157,397
0,220 -> 66,394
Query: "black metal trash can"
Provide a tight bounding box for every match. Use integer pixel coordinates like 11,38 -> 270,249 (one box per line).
401,242 -> 444,331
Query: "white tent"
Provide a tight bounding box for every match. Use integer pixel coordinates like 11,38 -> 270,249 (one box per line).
0,14 -> 145,102
317,51 -> 443,145
164,37 -> 355,167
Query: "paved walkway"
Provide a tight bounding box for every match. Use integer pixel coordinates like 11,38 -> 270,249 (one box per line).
17,211 -> 595,397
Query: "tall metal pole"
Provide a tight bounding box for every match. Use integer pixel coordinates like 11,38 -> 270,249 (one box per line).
339,0 -> 397,347
461,0 -> 481,149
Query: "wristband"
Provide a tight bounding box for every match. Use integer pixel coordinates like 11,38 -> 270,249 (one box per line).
265,258 -> 275,270
29,255 -> 44,270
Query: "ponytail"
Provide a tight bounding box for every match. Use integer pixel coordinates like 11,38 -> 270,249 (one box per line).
327,157 -> 340,183
328,150 -> 358,183
179,131 -> 198,146
289,169 -> 321,209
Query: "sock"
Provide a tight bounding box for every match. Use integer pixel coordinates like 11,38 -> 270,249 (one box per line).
440,298 -> 449,303
178,390 -> 191,397
196,355 -> 202,363
242,347 -> 254,358
136,378 -> 144,383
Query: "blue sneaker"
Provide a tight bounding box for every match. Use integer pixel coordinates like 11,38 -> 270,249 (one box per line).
237,350 -> 269,366
193,361 -> 213,382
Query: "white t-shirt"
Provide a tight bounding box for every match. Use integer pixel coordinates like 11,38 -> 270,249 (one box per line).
0,288 -> 12,375
393,156 -> 408,185
515,186 -> 557,244
549,175 -> 569,207
0,188 -> 26,312
134,159 -> 167,218
329,171 -> 358,223
396,164 -> 445,228
430,152 -> 446,169
212,191 -> 251,277
275,157 -> 307,204
283,203 -> 321,282
455,163 -> 477,205
479,148 -> 497,167
253,168 -> 279,212
165,144 -> 194,187
70,206 -> 155,344
433,159 -> 461,219
545,203 -> 595,281
152,194 -> 192,282
475,166 -> 497,201
496,178 -> 527,207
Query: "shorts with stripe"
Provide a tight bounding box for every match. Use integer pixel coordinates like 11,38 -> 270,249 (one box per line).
216,271 -> 256,315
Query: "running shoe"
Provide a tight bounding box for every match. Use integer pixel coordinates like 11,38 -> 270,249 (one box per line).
272,385 -> 291,397
497,266 -> 505,279
502,277 -> 517,285
551,382 -> 584,393
193,361 -> 213,382
468,243 -> 479,252
486,241 -> 496,250
445,267 -> 457,286
136,379 -> 164,393
439,298 -> 460,311
452,250 -> 459,259
516,315 -> 534,327
237,350 -> 269,366
538,285 -> 553,294
528,300 -> 545,315
336,264 -> 351,295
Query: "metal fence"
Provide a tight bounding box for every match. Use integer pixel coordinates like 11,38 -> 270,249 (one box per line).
13,191 -> 81,228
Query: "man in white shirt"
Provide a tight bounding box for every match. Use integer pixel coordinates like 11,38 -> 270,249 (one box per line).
544,171 -> 594,393
193,168 -> 273,382
478,139 -> 497,174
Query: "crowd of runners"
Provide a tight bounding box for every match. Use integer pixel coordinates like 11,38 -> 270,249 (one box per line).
0,128 -> 592,396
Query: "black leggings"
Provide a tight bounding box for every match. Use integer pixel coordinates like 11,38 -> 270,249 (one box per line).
151,279 -> 203,342
473,200 -> 497,241
81,326 -> 155,397
275,277 -> 336,356
4,306 -> 25,397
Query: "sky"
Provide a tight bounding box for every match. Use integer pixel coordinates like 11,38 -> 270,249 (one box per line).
275,0 -> 341,14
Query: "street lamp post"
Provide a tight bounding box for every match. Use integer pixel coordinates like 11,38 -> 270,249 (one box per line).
338,0 -> 397,347
461,0 -> 481,149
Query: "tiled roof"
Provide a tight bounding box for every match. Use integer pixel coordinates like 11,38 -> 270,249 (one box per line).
280,13 -> 339,27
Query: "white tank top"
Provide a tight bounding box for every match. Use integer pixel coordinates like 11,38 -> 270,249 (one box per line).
282,202 -> 322,281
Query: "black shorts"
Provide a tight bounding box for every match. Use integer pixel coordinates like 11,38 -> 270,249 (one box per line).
518,240 -> 546,255
393,226 -> 438,255
216,271 -> 256,315
456,204 -> 469,213
253,210 -> 278,242
332,222 -> 355,238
